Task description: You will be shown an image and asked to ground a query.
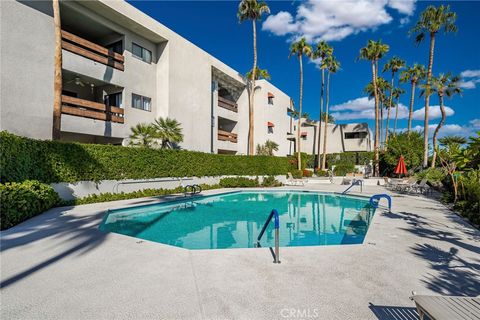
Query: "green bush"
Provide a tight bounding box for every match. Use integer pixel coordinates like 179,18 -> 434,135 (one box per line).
381,132 -> 424,175
0,131 -> 291,183
455,170 -> 480,226
289,152 -> 308,170
0,180 -> 60,230
63,184 -> 219,206
303,169 -> 313,177
315,169 -> 329,177
219,177 -> 259,188
290,169 -> 303,179
326,151 -> 374,167
261,176 -> 282,187
415,168 -> 446,183
333,162 -> 355,176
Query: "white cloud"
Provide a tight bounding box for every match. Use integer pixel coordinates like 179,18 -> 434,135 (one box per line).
412,106 -> 455,120
458,69 -> 480,89
470,119 -> 480,129
330,97 -> 453,121
460,70 -> 480,78
405,124 -> 474,138
262,0 -> 416,42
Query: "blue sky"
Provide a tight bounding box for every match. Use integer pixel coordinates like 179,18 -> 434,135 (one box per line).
128,0 -> 480,138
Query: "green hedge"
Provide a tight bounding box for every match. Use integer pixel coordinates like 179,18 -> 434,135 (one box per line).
219,177 -> 259,188
0,180 -> 60,230
0,131 -> 291,183
307,152 -> 374,169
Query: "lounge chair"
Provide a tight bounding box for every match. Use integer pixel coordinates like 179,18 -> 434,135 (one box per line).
395,177 -> 418,193
410,292 -> 480,320
412,178 -> 430,195
286,172 -> 304,186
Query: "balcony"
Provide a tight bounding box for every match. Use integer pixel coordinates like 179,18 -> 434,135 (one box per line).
218,130 -> 237,143
218,96 -> 238,113
61,30 -> 124,71
61,95 -> 124,124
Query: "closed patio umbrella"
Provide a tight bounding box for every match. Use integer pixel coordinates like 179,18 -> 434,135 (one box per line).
394,155 -> 408,177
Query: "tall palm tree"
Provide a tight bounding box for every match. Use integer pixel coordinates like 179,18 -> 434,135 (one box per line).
420,73 -> 462,168
321,113 -> 335,124
289,37 -> 312,170
312,41 -> 333,169
52,0 -> 62,140
382,56 -> 405,144
238,0 -> 270,155
153,117 -> 184,149
359,40 -> 389,176
399,63 -> 427,133
129,123 -> 157,148
364,77 -> 390,148
246,67 -> 270,80
321,56 -> 340,170
392,87 -> 405,134
410,4 -> 457,167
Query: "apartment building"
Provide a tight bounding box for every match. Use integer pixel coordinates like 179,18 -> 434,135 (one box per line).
0,0 -> 371,157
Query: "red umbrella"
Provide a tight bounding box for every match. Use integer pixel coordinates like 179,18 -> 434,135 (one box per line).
394,155 -> 408,177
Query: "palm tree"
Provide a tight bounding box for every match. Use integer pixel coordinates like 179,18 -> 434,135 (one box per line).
439,136 -> 466,146
359,40 -> 389,176
420,73 -> 462,168
364,77 -> 390,147
265,140 -> 279,155
246,67 -> 271,80
52,0 -> 62,140
238,0 -> 270,155
392,87 -> 405,134
312,41 -> 333,169
321,56 -> 340,170
410,4 -> 457,167
153,117 -> 184,149
129,123 -> 157,148
289,37 -> 312,170
382,56 -> 405,144
399,64 -> 427,133
321,113 -> 335,124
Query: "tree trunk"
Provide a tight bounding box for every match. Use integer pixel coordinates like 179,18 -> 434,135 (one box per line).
372,60 -> 380,177
316,68 -> 325,169
321,70 -> 331,170
52,0 -> 62,140
385,73 -> 395,144
297,55 -> 303,170
394,102 -> 399,134
385,105 -> 391,147
423,33 -> 436,168
247,20 -> 257,155
407,81 -> 416,133
431,94 -> 445,168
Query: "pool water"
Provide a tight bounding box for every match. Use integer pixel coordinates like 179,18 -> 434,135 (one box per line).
100,191 -> 376,250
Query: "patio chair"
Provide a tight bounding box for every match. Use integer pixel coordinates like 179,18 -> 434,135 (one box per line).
395,177 -> 418,193
410,292 -> 480,320
286,172 -> 304,186
412,178 -> 430,195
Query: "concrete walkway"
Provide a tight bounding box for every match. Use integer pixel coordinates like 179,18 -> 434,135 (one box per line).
1,185 -> 479,319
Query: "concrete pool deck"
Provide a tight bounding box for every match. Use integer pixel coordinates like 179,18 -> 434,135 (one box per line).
1,184 -> 479,319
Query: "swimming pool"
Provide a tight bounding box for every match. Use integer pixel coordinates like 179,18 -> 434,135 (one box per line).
100,191 -> 376,250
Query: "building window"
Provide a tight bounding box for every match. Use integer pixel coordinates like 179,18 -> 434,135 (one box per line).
344,132 -> 368,139
105,92 -> 122,108
132,93 -> 151,111
132,43 -> 152,63
268,127 -> 273,134
268,92 -> 274,105
62,90 -> 78,98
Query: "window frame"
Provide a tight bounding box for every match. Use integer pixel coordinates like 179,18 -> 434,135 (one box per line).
344,132 -> 368,139
131,93 -> 152,112
132,43 -> 152,64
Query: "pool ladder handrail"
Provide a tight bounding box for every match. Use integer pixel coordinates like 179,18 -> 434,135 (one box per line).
255,209 -> 281,264
342,179 -> 363,194
183,184 -> 202,196
369,193 -> 392,212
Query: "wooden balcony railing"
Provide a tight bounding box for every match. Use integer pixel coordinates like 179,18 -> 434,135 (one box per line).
218,129 -> 237,143
61,95 -> 124,124
61,30 -> 125,71
218,96 -> 238,113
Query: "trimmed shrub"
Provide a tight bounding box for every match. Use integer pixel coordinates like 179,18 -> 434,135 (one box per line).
326,152 -> 374,167
303,169 -> 313,178
289,152 -> 308,170
290,169 -> 303,179
333,162 -> 355,176
219,177 -> 259,188
0,180 -> 60,230
261,176 -> 282,187
0,131 -> 290,183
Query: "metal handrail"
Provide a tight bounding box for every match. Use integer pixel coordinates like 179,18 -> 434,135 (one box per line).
183,184 -> 202,196
342,179 -> 363,194
256,209 -> 281,264
369,194 -> 392,212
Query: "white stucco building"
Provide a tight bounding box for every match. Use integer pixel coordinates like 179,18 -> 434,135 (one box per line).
0,0 -> 371,157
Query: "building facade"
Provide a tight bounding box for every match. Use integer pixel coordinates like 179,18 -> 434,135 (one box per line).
0,0 -> 371,157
